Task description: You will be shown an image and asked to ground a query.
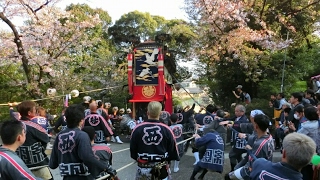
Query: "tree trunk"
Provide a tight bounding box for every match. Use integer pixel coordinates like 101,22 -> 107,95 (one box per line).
0,12 -> 31,84
0,12 -> 43,99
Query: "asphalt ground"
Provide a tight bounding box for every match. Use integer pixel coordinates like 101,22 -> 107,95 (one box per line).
0,135 -> 282,180
46,135 -> 282,180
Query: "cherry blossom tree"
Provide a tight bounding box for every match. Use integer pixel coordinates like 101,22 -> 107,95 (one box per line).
185,0 -> 295,78
0,0 -> 101,98
185,0 -> 320,105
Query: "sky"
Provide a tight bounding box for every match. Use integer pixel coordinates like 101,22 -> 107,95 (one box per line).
56,0 -> 194,69
0,0 -> 188,29
0,0 -> 194,69
57,0 -> 188,23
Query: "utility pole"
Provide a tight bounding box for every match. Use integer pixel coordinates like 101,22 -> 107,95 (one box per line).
280,32 -> 289,93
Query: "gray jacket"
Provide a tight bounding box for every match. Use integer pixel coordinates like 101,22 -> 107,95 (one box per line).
297,120 -> 319,143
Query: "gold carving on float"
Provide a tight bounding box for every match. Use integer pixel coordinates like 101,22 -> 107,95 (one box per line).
142,86 -> 156,98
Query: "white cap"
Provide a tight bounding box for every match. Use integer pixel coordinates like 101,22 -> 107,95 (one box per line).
235,85 -> 243,89
250,109 -> 265,117
83,96 -> 91,103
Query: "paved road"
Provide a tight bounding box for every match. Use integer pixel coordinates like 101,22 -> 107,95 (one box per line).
48,136 -> 282,180
0,135 -> 281,180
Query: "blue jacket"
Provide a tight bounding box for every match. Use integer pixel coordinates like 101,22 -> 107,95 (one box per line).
49,127 -> 108,179
176,104 -> 195,129
231,115 -> 249,132
250,158 -> 302,180
195,112 -> 215,126
230,115 -> 249,149
195,132 -> 224,173
17,117 -> 49,168
30,116 -> 49,132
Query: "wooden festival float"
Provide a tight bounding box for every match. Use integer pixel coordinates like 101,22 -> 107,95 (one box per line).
127,36 -> 177,120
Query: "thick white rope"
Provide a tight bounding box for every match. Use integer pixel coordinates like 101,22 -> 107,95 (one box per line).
112,148 -> 130,154
29,165 -> 49,170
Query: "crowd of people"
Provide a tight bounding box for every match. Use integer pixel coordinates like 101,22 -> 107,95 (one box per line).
0,87 -> 320,180
0,97 -> 136,180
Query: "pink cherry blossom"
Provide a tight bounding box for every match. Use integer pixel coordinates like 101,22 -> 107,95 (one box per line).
0,0 -> 102,97
185,0 -> 294,80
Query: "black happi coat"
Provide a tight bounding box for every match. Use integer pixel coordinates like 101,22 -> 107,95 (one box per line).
250,159 -> 302,180
229,115 -> 250,150
54,115 -> 68,133
84,112 -> 113,143
177,104 -> 196,131
195,112 -> 215,126
17,117 -> 49,168
49,127 -> 108,180
130,119 -> 180,162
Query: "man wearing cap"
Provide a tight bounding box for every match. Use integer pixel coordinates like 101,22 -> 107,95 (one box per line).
232,85 -> 251,104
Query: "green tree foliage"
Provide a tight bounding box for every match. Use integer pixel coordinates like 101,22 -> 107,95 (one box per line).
185,0 -> 320,107
64,4 -> 123,90
109,11 -> 158,45
108,11 -> 196,82
0,3 -> 128,120
109,11 -> 196,54
1,1 -> 107,99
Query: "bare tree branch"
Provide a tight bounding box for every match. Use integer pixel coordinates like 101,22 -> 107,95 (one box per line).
17,0 -> 52,20
54,35 -> 83,59
289,0 -> 320,15
1,1 -> 11,13
37,64 -> 44,84
34,0 -> 50,12
18,0 -> 38,20
260,0 -> 267,19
